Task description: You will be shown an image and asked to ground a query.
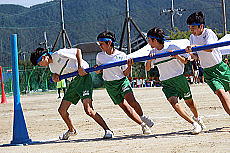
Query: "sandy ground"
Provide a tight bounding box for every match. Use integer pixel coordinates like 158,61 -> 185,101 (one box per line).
0,84 -> 229,153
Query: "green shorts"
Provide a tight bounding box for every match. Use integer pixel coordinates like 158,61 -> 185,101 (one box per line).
204,61 -> 230,92
105,77 -> 132,105
63,74 -> 93,105
161,75 -> 192,100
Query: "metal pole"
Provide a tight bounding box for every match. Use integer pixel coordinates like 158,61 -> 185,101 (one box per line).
126,0 -> 131,54
55,41 -> 230,81
221,0 -> 227,35
171,0 -> 175,31
119,19 -> 128,51
126,0 -> 132,77
129,19 -> 148,44
60,0 -> 66,48
44,32 -> 48,49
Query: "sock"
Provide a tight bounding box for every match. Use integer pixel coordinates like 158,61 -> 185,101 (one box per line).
141,122 -> 146,127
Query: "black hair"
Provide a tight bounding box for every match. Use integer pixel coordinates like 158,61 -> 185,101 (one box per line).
97,31 -> 116,47
147,27 -> 165,44
186,11 -> 205,26
30,47 -> 48,66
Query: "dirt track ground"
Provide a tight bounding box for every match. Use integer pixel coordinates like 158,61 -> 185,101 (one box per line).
0,84 -> 229,153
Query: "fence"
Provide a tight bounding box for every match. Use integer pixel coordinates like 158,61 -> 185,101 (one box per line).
0,66 -> 106,95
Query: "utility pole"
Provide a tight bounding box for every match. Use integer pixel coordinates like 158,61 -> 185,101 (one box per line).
221,0 -> 227,35
119,0 -> 147,54
51,0 -> 72,51
160,0 -> 186,31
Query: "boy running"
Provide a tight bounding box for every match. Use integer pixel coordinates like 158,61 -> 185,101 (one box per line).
95,31 -> 154,134
145,27 -> 205,134
185,11 -> 230,115
30,47 -> 113,140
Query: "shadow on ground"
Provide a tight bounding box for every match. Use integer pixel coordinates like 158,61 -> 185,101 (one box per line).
1,126 -> 229,147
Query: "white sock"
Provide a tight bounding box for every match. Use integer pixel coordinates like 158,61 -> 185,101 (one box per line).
141,122 -> 146,127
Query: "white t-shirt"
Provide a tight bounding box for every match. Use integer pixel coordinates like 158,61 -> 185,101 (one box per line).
150,42 -> 189,81
96,50 -> 128,81
190,28 -> 222,68
49,48 -> 89,75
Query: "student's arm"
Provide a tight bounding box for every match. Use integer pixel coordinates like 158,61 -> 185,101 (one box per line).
185,45 -> 212,53
174,54 -> 188,64
123,59 -> 133,76
76,48 -> 87,76
145,60 -> 152,71
94,54 -> 103,74
94,64 -> 103,74
76,48 -> 83,67
145,52 -> 155,71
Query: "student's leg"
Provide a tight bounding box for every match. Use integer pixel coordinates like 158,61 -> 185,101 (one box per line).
63,88 -> 66,95
185,98 -> 206,129
124,92 -> 154,127
201,76 -> 205,83
195,75 -> 198,84
215,89 -> 230,115
168,96 -> 194,124
82,98 -> 110,130
58,100 -> 75,132
124,92 -> 143,116
119,100 -> 151,134
58,88 -> 61,98
168,96 -> 202,134
184,98 -> 199,118
118,100 -> 143,124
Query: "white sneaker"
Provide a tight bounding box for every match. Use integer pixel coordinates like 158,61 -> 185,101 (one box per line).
193,116 -> 206,130
103,130 -> 113,139
192,122 -> 202,134
59,129 -> 78,140
140,115 -> 154,128
141,123 -> 152,135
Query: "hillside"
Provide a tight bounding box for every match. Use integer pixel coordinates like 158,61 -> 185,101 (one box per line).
0,0 -> 229,66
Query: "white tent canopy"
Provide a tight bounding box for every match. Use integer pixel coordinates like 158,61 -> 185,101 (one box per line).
218,34 -> 230,55
128,39 -> 190,58
128,35 -> 230,58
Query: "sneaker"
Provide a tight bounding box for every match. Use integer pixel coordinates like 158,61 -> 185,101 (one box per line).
59,129 -> 78,140
140,115 -> 154,128
141,123 -> 152,135
193,116 -> 206,130
103,130 -> 113,139
192,122 -> 202,134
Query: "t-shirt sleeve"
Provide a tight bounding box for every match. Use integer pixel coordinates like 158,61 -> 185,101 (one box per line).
56,48 -> 78,60
189,35 -> 194,45
168,44 -> 181,50
147,49 -> 156,68
168,44 -> 189,58
96,53 -> 102,65
204,29 -> 218,45
120,53 -> 128,71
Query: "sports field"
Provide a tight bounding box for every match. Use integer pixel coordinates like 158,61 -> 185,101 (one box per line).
0,84 -> 229,153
